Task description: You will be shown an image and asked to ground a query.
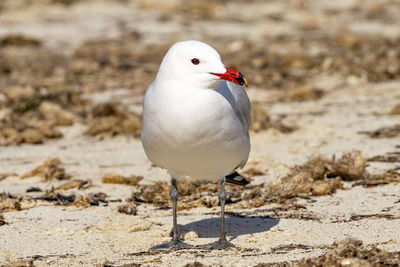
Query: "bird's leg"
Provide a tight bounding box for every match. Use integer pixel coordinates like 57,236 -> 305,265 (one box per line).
149,177 -> 193,250
196,176 -> 234,250
215,176 -> 234,248
218,176 -> 227,242
171,177 -> 179,242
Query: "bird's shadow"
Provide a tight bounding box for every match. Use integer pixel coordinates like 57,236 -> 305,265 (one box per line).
178,213 -> 279,242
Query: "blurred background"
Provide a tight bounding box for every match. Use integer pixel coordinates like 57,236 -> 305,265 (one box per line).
1,0 -> 400,146
1,0 -> 400,187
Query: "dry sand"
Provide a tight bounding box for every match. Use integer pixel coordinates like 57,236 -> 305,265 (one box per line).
1,0 -> 400,266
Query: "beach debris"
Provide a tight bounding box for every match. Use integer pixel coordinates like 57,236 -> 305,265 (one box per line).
85,102 -> 142,138
36,191 -> 108,207
293,238 -> 398,266
368,153 -> 400,163
118,203 -> 137,215
0,172 -> 17,181
266,151 -> 366,199
352,170 -> 400,187
102,173 -> 143,185
38,101 -> 75,126
21,158 -> 71,181
250,102 -> 270,132
390,104 -> 400,115
359,124 -> 400,138
0,34 -> 41,47
128,151 -> 399,210
0,193 -> 21,212
0,214 -> 5,226
56,179 -> 91,190
26,187 -> 42,193
288,84 -> 324,102
250,102 -> 297,133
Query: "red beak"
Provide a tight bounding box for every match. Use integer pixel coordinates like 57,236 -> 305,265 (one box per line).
210,67 -> 248,87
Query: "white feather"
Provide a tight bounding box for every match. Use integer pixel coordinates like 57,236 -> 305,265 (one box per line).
141,41 -> 251,180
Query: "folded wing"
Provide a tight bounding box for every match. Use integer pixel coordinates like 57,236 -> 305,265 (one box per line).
217,81 -> 251,129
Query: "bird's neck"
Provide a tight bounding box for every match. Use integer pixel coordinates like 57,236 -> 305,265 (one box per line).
154,76 -> 220,91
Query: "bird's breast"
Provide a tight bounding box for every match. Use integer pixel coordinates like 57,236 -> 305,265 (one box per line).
141,85 -> 250,177
144,86 -> 237,145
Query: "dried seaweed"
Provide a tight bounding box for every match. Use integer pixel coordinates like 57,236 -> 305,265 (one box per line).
21,158 -> 71,181
36,191 -> 108,207
85,102 -> 141,138
0,110 -> 63,145
56,179 -> 91,190
352,170 -> 400,187
368,153 -> 400,163
219,33 -> 400,90
0,192 -> 21,212
391,104 -> 400,115
295,238 -> 400,266
347,214 -> 400,221
132,180 -> 233,209
359,124 -> 400,138
259,238 -> 400,266
266,151 -> 367,199
0,86 -> 86,145
287,85 -> 324,102
128,151 -> 399,210
102,173 -> 143,185
0,34 -> 41,47
38,101 -> 75,126
250,102 -> 297,133
118,203 -> 137,215
270,244 -> 314,254
0,213 -> 6,226
0,172 -> 17,181
1,189 -> 110,212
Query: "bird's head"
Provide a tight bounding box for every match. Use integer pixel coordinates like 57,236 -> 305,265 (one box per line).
156,40 -> 247,89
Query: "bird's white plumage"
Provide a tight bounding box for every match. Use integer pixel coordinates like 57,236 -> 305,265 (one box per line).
141,40 -> 250,180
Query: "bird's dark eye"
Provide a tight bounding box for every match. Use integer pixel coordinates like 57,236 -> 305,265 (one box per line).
191,58 -> 200,65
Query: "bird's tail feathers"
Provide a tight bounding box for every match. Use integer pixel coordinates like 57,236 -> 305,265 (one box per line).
225,171 -> 250,186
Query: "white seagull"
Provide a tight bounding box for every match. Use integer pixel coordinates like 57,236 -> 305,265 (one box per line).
141,40 -> 250,249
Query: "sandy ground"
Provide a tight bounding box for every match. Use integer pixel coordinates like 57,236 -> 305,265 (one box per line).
1,0 -> 400,266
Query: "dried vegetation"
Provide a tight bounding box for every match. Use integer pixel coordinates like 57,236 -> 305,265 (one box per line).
360,124 -> 400,139
0,158 -> 110,211
0,188 -> 108,212
261,238 -> 400,266
2,21 -> 400,144
250,102 -> 297,133
1,151 -> 398,215
85,103 -> 141,138
21,158 -> 71,181
218,32 -> 400,90
128,151 -> 399,210
391,104 -> 400,115
268,151 -> 399,199
102,172 -> 143,185
0,213 -> 5,226
0,33 -> 153,145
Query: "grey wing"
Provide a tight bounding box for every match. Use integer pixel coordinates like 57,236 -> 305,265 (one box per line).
217,81 -> 251,170
217,81 -> 251,129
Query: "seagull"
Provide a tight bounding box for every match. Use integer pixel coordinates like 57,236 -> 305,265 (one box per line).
141,40 -> 250,249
